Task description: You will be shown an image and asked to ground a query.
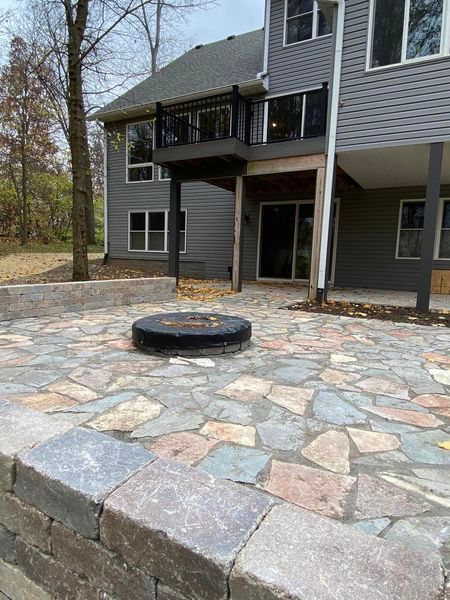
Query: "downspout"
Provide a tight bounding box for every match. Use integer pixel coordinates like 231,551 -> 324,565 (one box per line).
102,124 -> 109,263
317,0 -> 345,301
257,0 -> 271,85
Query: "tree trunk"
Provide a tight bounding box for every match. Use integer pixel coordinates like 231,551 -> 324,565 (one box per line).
67,3 -> 89,281
20,139 -> 28,245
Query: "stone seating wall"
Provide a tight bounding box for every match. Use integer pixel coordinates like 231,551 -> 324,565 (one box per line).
0,400 -> 444,600
0,277 -> 176,322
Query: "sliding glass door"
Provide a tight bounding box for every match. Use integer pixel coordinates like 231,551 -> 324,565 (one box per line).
258,201 -> 338,282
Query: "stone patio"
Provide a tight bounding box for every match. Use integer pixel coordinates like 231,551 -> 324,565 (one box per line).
0,282 -> 449,571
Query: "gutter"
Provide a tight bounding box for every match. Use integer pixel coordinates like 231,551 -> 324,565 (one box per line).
89,78 -> 267,123
317,0 -> 345,298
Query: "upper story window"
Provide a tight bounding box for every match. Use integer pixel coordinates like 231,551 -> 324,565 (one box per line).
285,0 -> 332,45
127,121 -> 154,182
369,0 -> 448,69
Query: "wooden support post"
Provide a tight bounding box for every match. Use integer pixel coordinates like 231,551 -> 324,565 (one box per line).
309,167 -> 326,301
168,179 -> 181,282
416,142 -> 443,313
232,175 -> 246,292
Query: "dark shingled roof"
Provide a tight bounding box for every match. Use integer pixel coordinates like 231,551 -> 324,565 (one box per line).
95,29 -> 264,119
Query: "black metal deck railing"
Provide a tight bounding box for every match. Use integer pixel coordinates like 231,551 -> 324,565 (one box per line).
155,83 -> 328,150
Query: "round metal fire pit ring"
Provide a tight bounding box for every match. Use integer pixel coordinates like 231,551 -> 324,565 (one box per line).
132,312 -> 252,356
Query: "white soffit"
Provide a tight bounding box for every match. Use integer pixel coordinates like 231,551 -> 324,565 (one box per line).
337,143 -> 450,189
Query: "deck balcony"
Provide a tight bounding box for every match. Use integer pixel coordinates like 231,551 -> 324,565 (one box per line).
153,84 -> 329,175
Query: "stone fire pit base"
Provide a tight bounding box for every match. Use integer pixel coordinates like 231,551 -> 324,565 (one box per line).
132,312 -> 252,356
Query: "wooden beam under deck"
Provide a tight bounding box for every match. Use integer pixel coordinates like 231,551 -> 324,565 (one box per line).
247,154 -> 327,177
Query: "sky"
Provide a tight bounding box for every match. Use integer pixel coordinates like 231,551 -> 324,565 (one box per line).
0,0 -> 266,44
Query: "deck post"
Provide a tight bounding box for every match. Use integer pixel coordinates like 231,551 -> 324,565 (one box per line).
416,142 -> 443,313
309,166 -> 326,301
168,179 -> 181,282
232,175 -> 246,292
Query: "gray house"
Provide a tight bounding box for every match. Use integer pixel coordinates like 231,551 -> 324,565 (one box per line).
94,0 -> 450,311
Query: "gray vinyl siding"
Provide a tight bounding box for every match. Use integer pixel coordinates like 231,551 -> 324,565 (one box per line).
267,0 -> 333,95
106,121 -> 235,279
334,186 -> 450,291
337,0 -> 450,151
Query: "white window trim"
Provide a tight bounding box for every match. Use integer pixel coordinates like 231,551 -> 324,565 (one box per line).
395,198 -> 450,260
366,0 -> 450,72
126,120 -> 155,184
128,209 -> 187,254
283,0 -> 332,47
436,198 -> 450,259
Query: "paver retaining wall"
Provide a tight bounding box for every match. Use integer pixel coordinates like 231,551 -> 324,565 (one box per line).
0,400 -> 445,600
0,277 -> 176,321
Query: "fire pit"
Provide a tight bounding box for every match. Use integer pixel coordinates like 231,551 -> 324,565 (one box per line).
132,312 -> 252,356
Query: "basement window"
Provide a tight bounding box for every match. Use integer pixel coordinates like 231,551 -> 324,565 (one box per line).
129,210 -> 187,253
285,0 -> 332,45
396,199 -> 450,259
438,200 -> 450,258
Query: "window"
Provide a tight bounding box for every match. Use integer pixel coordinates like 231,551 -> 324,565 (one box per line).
396,199 -> 450,259
160,167 -> 171,180
285,0 -> 332,45
127,121 -> 153,182
129,210 -> 187,253
397,201 -> 425,258
197,106 -> 231,141
438,199 -> 450,258
267,89 -> 325,142
369,0 -> 446,69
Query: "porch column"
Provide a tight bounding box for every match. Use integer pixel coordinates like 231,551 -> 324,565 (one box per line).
309,167 -> 326,301
416,142 -> 444,313
168,179 -> 181,282
232,175 -> 246,292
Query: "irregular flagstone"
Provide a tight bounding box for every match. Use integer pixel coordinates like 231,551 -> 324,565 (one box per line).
268,365 -> 316,385
215,375 -> 272,402
266,385 -> 313,415
330,353 -> 357,364
370,420 -> 420,434
429,368 -> 450,386
320,368 -> 358,385
146,364 -> 199,378
342,392 -> 374,406
87,396 -> 164,432
46,380 -> 97,402
351,518 -> 390,536
198,445 -> 271,484
65,391 -> 143,414
347,428 -> 400,453
413,467 -> 450,485
256,407 -> 305,452
204,398 -> 253,425
131,406 -> 205,439
434,407 -> 450,417
356,377 -> 410,399
374,395 -> 428,413
422,352 -> 450,365
0,392 -> 77,412
150,432 -> 219,465
200,421 -> 256,447
68,367 -> 113,390
353,450 -> 410,467
0,383 -> 39,395
363,406 -> 444,428
355,474 -> 431,519
380,472 -> 450,508
385,517 -> 450,556
400,430 -> 450,465
391,366 -> 446,395
313,391 -> 367,426
412,394 -> 450,408
261,460 -> 355,519
301,430 -> 350,474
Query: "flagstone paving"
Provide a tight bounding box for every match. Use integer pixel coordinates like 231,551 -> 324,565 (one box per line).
0,282 -> 449,569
